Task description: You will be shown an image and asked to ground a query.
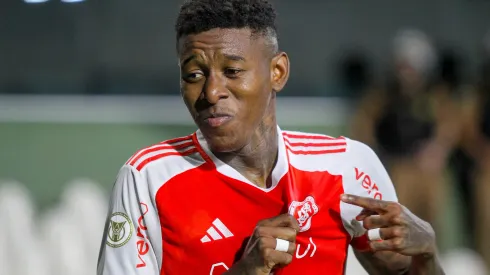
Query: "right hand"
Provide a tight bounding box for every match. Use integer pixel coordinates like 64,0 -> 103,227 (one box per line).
230,214 -> 299,275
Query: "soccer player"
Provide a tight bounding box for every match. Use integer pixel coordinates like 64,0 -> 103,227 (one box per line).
97,0 -> 445,274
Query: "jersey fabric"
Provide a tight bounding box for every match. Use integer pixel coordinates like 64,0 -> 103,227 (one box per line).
97,126 -> 398,275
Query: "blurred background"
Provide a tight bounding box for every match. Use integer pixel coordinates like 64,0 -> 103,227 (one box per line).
1,0 -> 490,274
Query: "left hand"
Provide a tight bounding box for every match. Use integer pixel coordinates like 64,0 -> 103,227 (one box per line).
341,194 -> 436,257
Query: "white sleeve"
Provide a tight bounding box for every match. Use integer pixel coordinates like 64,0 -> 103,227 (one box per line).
340,139 -> 398,239
97,165 -> 162,275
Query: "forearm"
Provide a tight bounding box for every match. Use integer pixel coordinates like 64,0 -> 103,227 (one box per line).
407,254 -> 445,275
354,250 -> 411,275
356,251 -> 445,275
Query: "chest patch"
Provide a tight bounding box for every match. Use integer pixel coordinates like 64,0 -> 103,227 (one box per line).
288,196 -> 319,232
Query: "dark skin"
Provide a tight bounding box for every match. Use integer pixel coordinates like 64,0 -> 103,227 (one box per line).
178,28 -> 288,188
178,28 -> 444,274
342,195 -> 445,275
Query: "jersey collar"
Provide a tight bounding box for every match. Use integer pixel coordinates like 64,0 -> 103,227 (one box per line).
194,125 -> 289,192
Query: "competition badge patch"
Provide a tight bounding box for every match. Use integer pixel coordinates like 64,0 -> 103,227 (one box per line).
106,212 -> 133,248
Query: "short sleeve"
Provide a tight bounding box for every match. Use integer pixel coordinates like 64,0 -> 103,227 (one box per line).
340,139 -> 398,239
97,165 -> 161,275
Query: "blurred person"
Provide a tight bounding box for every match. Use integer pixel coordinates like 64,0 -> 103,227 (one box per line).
456,37 -> 490,268
337,50 -> 373,99
438,49 -> 481,250
350,30 -> 460,233
97,1 -> 444,274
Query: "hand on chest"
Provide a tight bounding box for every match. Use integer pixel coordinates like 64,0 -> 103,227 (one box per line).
160,171 -> 350,273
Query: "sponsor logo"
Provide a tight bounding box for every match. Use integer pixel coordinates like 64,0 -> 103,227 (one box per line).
296,237 -> 317,259
288,196 -> 319,232
136,202 -> 150,268
354,167 -> 383,200
107,212 -> 133,248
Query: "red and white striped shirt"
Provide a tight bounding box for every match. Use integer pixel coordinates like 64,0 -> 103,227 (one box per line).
97,126 -> 398,275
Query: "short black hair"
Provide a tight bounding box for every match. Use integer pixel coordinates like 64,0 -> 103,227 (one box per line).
175,0 -> 278,41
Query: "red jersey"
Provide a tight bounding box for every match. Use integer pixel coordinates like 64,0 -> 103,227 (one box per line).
97,127 -> 398,275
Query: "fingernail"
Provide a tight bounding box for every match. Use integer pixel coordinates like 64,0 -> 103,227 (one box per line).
341,194 -> 350,201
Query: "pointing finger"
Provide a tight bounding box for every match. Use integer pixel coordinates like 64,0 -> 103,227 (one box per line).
341,194 -> 389,213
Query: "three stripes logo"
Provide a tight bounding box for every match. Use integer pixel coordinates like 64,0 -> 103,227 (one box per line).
200,218 -> 234,243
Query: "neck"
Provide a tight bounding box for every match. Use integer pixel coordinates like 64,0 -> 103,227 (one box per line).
215,112 -> 278,188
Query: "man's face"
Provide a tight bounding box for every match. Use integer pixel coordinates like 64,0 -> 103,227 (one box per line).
178,28 -> 287,152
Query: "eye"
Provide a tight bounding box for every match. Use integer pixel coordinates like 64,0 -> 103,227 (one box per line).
183,72 -> 204,83
224,68 -> 244,78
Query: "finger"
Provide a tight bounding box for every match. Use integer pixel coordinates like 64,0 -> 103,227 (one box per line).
256,236 -> 296,254
255,226 -> 298,242
341,194 -> 390,213
379,226 -> 406,240
262,248 -> 294,267
362,215 -> 390,229
369,238 -> 405,252
356,208 -> 378,221
367,228 -> 382,241
258,214 -> 300,231
250,236 -> 296,257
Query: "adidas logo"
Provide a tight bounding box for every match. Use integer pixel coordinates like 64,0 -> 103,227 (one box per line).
200,218 -> 233,243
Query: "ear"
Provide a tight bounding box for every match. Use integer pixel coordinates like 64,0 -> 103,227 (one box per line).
270,52 -> 290,93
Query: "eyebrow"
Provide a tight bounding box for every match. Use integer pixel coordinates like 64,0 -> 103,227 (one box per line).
180,54 -> 197,67
223,54 -> 246,62
180,53 -> 246,67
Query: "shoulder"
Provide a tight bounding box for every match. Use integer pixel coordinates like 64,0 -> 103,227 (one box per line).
282,130 -> 348,155
342,138 -> 398,202
344,137 -> 380,162
123,134 -> 206,180
282,130 -> 377,173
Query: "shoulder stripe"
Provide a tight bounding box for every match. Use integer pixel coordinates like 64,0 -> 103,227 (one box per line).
283,131 -> 346,152
285,144 -> 346,155
128,141 -> 194,166
284,139 -> 346,148
126,135 -> 193,165
136,147 -> 198,171
282,132 -> 336,140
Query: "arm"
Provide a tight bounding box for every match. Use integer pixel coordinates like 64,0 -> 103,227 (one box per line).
341,140 -> 445,275
349,88 -> 385,148
459,88 -> 488,160
353,245 -> 444,275
416,88 -> 462,173
97,165 -> 161,275
354,250 -> 409,274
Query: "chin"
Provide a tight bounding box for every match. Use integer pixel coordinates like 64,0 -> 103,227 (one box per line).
205,135 -> 245,153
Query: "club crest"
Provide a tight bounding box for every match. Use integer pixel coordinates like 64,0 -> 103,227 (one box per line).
288,196 -> 319,232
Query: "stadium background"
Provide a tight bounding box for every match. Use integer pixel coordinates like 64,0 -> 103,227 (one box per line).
1,0 -> 489,274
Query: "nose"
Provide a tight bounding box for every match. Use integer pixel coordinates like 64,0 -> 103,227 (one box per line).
201,72 -> 228,104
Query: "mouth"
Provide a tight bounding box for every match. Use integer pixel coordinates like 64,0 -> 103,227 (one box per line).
200,113 -> 234,128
